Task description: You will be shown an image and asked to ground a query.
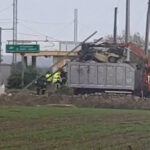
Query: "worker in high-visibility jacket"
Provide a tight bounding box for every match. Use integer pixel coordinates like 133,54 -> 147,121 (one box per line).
52,71 -> 61,83
52,71 -> 61,89
45,72 -> 53,83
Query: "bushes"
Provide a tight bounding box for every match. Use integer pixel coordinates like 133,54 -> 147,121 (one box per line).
7,72 -> 22,89
24,67 -> 39,86
7,66 -> 39,89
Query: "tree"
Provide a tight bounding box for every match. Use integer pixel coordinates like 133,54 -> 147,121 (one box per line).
7,72 -> 22,89
105,32 -> 145,50
130,32 -> 145,49
7,65 -> 39,89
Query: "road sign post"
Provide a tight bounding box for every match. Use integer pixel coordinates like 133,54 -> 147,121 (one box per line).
21,53 -> 25,88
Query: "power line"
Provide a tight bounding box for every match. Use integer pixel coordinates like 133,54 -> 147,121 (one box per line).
51,22 -> 74,38
18,32 -> 57,42
18,18 -> 73,25
0,21 -> 12,23
18,19 -> 74,38
0,4 -> 13,14
19,22 -> 61,41
19,22 -> 74,42
18,32 -> 44,37
0,18 -> 12,20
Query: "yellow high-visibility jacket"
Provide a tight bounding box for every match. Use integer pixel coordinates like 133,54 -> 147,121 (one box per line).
45,73 -> 52,82
52,72 -> 61,83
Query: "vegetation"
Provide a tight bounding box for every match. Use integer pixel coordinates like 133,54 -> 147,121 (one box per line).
105,32 -> 145,49
7,66 -> 39,89
1,106 -> 150,150
7,72 -> 22,89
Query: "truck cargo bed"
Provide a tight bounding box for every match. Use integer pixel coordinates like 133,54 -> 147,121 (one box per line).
67,62 -> 135,91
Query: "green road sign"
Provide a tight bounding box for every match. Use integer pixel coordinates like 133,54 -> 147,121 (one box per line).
6,44 -> 40,53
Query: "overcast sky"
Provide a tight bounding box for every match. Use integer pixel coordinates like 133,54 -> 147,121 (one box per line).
0,0 -> 148,49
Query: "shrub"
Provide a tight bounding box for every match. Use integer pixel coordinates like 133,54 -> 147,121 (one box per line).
7,66 -> 39,89
7,72 -> 22,89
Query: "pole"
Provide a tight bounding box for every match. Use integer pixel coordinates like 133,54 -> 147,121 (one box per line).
12,0 -> 15,64
13,0 -> 18,64
145,0 -> 150,55
113,7 -> 118,44
125,0 -> 130,43
21,53 -> 25,88
74,9 -> 78,43
0,28 -> 2,64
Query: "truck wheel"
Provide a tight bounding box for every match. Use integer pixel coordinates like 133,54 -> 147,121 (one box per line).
108,56 -> 117,63
74,88 -> 79,95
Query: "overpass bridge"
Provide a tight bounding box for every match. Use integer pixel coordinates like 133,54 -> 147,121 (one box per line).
22,50 -> 78,70
24,50 -> 78,57
12,40 -> 80,70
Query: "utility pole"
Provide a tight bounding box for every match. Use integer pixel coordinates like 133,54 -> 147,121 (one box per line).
74,9 -> 78,43
13,0 -> 18,64
113,7 -> 118,44
145,0 -> 150,55
12,0 -> 25,87
125,0 -> 130,43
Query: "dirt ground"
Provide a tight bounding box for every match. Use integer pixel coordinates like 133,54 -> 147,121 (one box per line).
1,92 -> 150,110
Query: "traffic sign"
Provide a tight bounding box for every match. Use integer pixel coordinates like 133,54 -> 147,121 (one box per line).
6,44 -> 40,53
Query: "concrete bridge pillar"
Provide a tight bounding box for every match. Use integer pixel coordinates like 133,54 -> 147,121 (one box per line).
24,56 -> 28,67
32,56 -> 36,68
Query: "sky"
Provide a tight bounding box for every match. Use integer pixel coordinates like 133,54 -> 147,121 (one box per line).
0,0 -> 148,54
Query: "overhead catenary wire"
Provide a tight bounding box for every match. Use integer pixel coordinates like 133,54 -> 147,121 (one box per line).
19,22 -> 60,41
18,18 -> 74,25
0,4 -> 13,14
18,32 -> 44,37
51,22 -> 74,38
0,21 -> 12,23
19,20 -> 74,41
19,23 -> 78,43
0,18 -> 12,20
18,33 -> 61,43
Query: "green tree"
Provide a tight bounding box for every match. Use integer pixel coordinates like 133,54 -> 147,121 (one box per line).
24,67 -> 39,86
7,72 -> 22,89
7,66 -> 39,89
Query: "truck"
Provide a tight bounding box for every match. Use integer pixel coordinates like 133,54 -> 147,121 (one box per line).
66,42 -> 150,96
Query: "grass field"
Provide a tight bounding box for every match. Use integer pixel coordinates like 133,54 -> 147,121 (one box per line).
1,106 -> 150,150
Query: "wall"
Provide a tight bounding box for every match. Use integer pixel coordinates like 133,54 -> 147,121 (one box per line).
0,64 -> 12,85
